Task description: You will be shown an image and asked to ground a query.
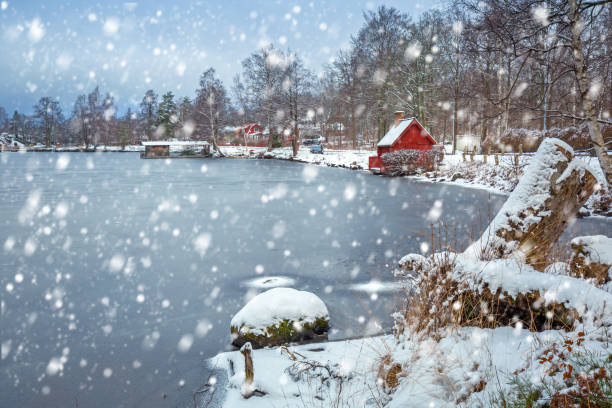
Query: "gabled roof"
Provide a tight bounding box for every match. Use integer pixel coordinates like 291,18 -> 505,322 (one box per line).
377,118 -> 436,147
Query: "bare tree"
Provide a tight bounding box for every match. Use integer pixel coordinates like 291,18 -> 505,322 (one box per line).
568,0 -> 612,184
194,68 -> 230,153
282,52 -> 314,156
351,6 -> 411,140
33,97 -> 63,147
330,50 -> 362,148
241,46 -> 286,150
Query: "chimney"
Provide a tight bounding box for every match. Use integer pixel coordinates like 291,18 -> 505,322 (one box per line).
393,110 -> 404,127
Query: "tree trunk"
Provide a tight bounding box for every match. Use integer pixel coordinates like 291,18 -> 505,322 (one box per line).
569,0 -> 612,185
292,102 -> 299,157
350,104 -> 357,150
452,99 -> 457,154
465,138 -> 597,270
208,103 -> 220,154
266,110 -> 273,152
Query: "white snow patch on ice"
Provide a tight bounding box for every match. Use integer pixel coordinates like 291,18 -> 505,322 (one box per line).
350,279 -> 405,293
242,276 -> 296,289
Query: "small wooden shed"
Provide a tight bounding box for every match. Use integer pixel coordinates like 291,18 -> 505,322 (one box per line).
141,141 -> 211,159
368,112 -> 436,171
143,143 -> 170,158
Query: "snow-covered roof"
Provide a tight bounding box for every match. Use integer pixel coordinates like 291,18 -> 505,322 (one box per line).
142,141 -> 210,146
377,118 -> 435,147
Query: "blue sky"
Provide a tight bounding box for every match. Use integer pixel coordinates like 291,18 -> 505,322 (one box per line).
0,0 -> 442,115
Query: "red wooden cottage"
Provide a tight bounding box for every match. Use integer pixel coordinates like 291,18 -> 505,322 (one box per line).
368,111 -> 437,172
243,123 -> 263,141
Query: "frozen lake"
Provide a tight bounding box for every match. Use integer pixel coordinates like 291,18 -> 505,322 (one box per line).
1,152 -> 608,407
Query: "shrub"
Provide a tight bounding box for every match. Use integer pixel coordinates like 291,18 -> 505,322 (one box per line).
394,255 -> 578,338
180,148 -> 196,156
489,333 -> 612,408
381,149 -> 442,176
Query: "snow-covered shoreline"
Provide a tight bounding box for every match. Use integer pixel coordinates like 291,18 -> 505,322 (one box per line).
220,146 -> 610,218
0,144 -> 145,152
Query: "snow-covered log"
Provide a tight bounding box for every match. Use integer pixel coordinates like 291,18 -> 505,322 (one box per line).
465,138 -> 597,270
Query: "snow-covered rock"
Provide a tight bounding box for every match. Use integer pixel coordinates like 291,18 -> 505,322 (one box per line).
230,288 -> 330,348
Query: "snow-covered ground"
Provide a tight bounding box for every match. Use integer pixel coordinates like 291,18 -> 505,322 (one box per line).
0,135 -> 145,152
219,145 -> 372,169
203,325 -> 612,407
33,144 -> 146,152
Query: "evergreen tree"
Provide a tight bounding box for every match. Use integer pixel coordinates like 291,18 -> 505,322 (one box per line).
0,106 -> 8,132
157,91 -> 178,139
138,90 -> 158,140
11,110 -> 20,140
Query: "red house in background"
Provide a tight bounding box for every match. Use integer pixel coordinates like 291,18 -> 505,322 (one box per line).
243,123 -> 263,141
368,111 -> 437,172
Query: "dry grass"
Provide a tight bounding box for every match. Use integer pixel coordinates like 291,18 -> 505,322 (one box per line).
394,222 -> 583,340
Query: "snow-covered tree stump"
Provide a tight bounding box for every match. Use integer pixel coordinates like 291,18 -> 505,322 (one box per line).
465,138 -> 597,270
240,342 -> 255,398
570,235 -> 612,286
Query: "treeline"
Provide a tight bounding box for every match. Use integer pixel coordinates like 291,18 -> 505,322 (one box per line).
0,1 -> 610,175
